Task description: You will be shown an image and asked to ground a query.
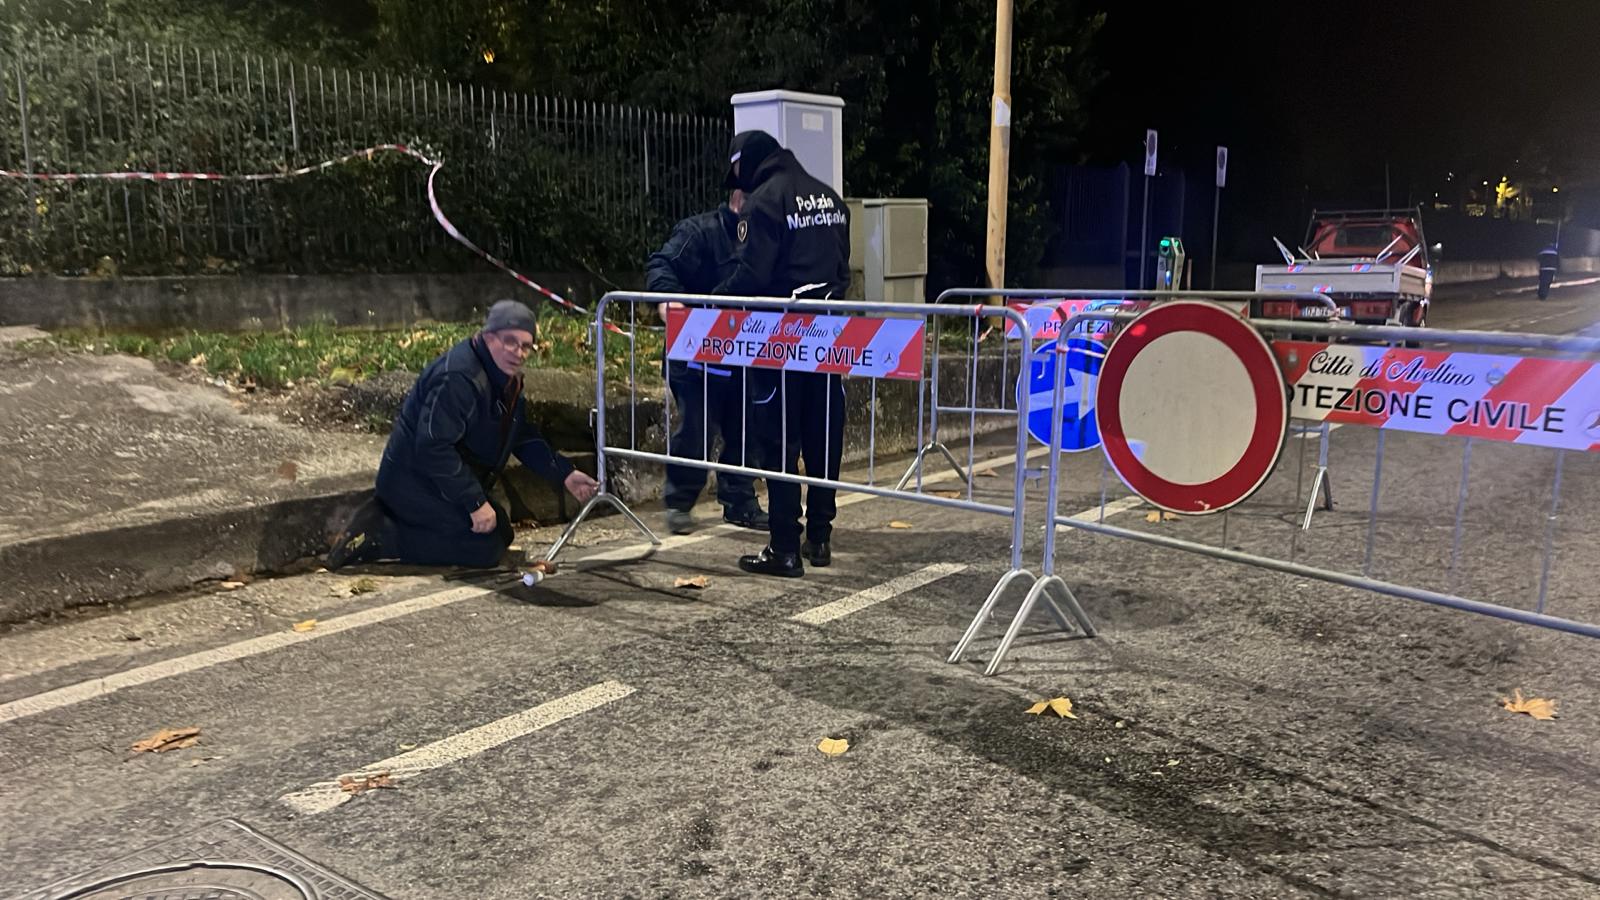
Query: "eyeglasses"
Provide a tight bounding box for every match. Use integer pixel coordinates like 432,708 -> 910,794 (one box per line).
494,333 -> 536,355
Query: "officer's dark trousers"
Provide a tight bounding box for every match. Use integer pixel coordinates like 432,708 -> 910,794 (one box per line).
664,360 -> 761,512
759,370 -> 846,554
372,493 -> 513,569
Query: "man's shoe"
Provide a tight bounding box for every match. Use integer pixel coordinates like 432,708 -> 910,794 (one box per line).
328,499 -> 387,570
801,540 -> 831,568
738,545 -> 804,578
665,509 -> 696,535
723,504 -> 770,530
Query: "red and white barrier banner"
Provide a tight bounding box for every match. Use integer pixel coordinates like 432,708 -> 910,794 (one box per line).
1275,341 -> 1600,452
1004,299 -> 1115,340
666,308 -> 925,380
1003,297 -> 1251,340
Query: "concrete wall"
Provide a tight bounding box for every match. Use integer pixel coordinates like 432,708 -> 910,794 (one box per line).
0,272 -> 626,331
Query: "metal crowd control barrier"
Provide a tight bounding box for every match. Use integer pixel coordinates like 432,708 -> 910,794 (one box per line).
972,305 -> 1600,675
939,289 -> 1339,671
543,292 -> 1073,629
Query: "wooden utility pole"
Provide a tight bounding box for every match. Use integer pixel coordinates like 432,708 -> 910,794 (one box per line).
984,0 -> 1014,302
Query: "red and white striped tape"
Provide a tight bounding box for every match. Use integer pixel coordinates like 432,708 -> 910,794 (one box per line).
1275,340 -> 1600,452
0,143 -> 628,336
665,307 -> 925,380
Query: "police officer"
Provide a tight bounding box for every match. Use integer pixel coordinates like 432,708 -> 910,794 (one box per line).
326,300 -> 599,569
647,190 -> 770,535
714,130 -> 851,578
1538,244 -> 1560,300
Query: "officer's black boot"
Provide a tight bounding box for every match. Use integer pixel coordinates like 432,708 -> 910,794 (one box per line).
738,545 -> 804,578
801,540 -> 831,567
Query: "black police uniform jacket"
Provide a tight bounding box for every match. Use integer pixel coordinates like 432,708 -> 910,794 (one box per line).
714,145 -> 850,300
376,336 -> 574,522
646,203 -> 740,294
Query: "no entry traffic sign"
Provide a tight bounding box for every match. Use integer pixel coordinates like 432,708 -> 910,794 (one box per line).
1096,301 -> 1288,514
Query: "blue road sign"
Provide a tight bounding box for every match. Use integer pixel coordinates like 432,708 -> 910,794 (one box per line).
1020,337 -> 1106,452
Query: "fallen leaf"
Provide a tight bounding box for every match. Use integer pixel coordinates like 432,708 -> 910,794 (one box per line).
674,575 -> 709,590
292,619 -> 318,633
888,521 -> 914,530
398,743 -> 417,751
188,352 -> 207,367
350,577 -> 379,595
530,560 -> 558,576
1500,689 -> 1558,721
187,756 -> 221,768
220,581 -> 246,591
338,772 -> 395,794
1144,511 -> 1181,523
817,737 -> 850,757
327,367 -> 359,384
932,490 -> 964,500
276,461 -> 299,481
131,727 -> 201,753
1025,697 -> 1078,719
1167,759 -> 1181,767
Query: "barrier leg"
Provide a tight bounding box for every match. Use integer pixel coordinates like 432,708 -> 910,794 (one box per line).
982,575 -> 1095,677
949,568 -> 1034,664
544,491 -> 661,563
1301,467 -> 1329,531
895,441 -> 973,491
1300,422 -> 1335,530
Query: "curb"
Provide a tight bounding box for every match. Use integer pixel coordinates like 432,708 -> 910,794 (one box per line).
0,485 -> 373,625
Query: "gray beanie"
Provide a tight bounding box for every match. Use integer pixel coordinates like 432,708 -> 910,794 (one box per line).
483,299 -> 537,334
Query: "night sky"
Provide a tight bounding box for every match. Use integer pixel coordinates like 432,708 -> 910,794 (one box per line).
1079,0 -> 1600,248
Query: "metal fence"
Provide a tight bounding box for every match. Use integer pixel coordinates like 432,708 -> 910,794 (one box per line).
0,38 -> 728,278
544,291 -> 1049,634
954,291 -> 1600,675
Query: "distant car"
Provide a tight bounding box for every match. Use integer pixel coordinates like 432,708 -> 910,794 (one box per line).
1255,208 -> 1435,328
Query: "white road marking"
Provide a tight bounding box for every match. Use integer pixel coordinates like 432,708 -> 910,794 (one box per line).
279,680 -> 635,816
0,586 -> 491,726
1295,423 -> 1343,440
1065,494 -> 1146,523
790,563 -> 967,625
578,446 -> 1053,563
1493,276 -> 1600,297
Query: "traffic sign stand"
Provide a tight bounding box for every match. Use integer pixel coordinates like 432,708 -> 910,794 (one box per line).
1097,301 -> 1289,514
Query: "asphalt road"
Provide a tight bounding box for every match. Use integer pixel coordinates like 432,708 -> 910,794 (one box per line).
3,279 -> 1600,899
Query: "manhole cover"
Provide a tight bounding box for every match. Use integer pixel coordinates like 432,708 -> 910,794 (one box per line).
45,861 -> 314,899
12,820 -> 388,900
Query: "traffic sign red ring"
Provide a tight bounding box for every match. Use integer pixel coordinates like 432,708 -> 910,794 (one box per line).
1097,301 -> 1288,514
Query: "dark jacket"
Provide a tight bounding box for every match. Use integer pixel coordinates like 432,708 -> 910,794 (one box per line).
646,204 -> 740,295
714,138 -> 851,301
376,336 -> 574,518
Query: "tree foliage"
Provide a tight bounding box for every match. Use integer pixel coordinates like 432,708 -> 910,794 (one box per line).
3,0 -> 1103,293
